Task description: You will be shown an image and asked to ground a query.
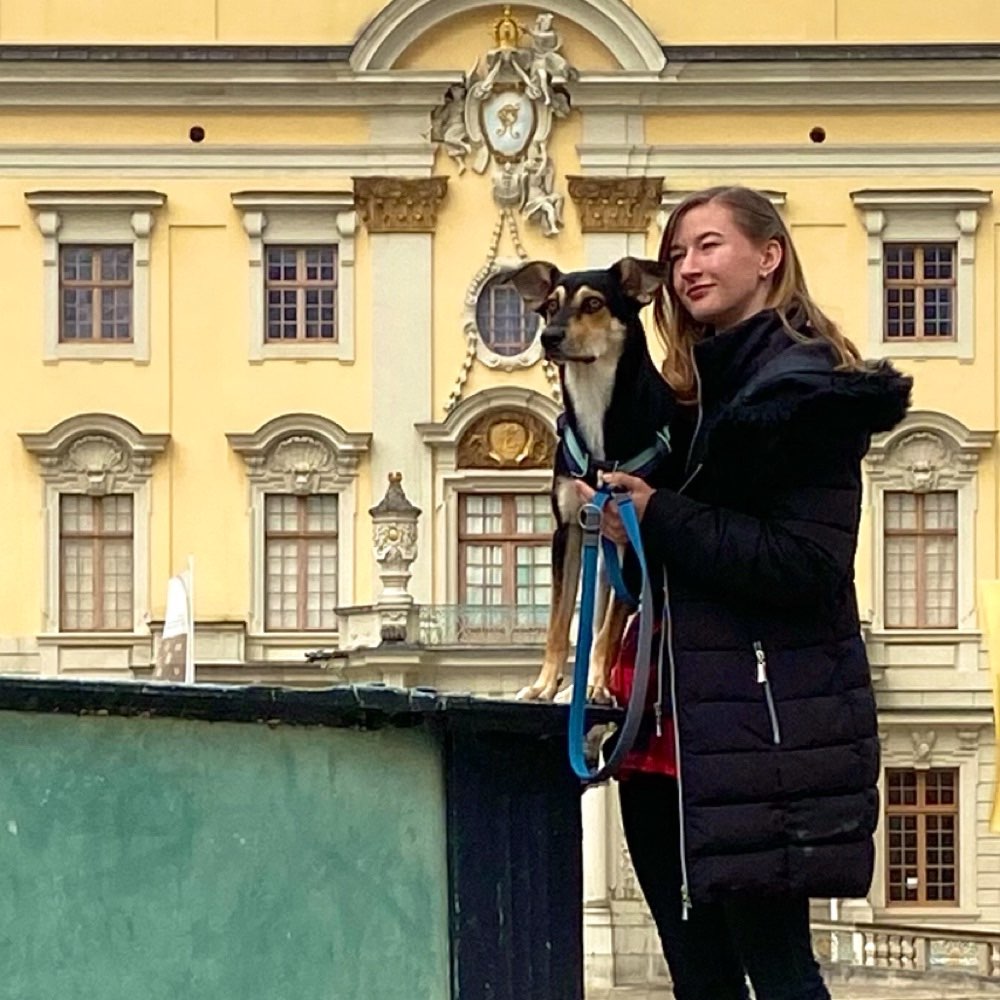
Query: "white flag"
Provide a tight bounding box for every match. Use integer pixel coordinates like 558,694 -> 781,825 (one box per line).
153,559 -> 194,684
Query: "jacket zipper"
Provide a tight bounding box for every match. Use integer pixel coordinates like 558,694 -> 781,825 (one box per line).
666,359 -> 704,922
753,640 -> 782,745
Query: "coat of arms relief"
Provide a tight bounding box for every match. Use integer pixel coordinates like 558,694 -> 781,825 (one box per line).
429,7 -> 578,409
428,6 -> 578,238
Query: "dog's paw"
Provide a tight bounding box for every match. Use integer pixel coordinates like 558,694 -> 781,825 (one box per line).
516,677 -> 563,701
586,683 -> 614,705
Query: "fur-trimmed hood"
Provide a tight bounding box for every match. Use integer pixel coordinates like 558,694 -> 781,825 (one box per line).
693,312 -> 913,464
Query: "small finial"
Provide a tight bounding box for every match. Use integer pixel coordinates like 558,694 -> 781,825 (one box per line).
493,5 -> 521,49
389,471 -> 402,485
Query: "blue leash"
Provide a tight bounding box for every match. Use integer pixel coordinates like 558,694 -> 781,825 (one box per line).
568,485 -> 657,784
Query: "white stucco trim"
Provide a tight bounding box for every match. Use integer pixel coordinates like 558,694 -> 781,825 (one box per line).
25,190 -> 166,364
851,189 -> 991,361
231,191 -> 357,363
351,0 -> 665,73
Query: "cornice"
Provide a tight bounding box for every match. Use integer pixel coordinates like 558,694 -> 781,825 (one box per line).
662,43 -> 1000,63
25,189 -> 166,211
579,143 -> 1000,177
0,145 -> 434,178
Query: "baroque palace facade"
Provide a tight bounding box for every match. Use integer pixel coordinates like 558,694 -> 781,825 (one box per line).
2,0 -> 1000,987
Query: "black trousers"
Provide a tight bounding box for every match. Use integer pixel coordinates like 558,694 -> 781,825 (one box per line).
618,774 -> 831,1000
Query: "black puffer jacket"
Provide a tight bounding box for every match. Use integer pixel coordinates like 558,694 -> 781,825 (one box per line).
639,309 -> 912,906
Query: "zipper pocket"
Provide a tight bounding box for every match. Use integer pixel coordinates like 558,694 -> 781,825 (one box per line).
753,640 -> 782,746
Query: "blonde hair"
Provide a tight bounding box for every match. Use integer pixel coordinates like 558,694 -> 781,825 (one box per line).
654,186 -> 860,400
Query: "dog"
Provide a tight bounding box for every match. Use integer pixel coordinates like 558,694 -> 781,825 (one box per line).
506,257 -> 678,702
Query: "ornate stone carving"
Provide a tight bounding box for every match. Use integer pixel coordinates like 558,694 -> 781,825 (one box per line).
227,415 -> 370,493
269,435 -> 337,495
369,473 -> 422,644
891,431 -> 953,493
354,176 -> 448,234
911,728 -> 937,766
457,410 -> 556,469
957,727 -> 982,754
567,176 -> 665,233
20,414 -> 168,494
427,7 -> 577,238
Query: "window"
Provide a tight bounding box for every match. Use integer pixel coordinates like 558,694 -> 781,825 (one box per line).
884,244 -> 955,342
265,246 -> 338,343
227,414 -> 371,643
232,192 -> 356,362
885,768 -> 958,906
26,190 -> 165,363
59,494 -> 134,631
458,493 -> 552,637
60,245 -> 133,342
884,491 -> 958,629
865,412 -> 990,637
475,277 -> 538,357
465,262 -> 544,371
851,188 -> 990,360
264,494 -> 338,631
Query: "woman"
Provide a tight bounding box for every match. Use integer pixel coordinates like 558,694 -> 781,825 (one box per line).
583,186 -> 912,1000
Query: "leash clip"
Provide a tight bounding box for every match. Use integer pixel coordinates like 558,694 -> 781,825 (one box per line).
578,501 -> 602,533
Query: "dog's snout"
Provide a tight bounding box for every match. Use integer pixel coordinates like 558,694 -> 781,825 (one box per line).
541,327 -> 565,350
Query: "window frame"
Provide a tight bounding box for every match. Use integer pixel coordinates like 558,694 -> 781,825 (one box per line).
457,492 -> 553,606
884,767 -> 960,908
232,192 -> 356,363
466,260 -> 544,371
59,493 -> 135,633
59,244 -> 135,344
263,492 -> 339,633
882,242 -> 957,344
264,245 -> 339,344
26,190 -> 165,363
883,490 -> 959,630
852,188 -> 990,361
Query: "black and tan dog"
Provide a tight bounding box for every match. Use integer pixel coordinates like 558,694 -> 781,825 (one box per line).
507,257 -> 677,702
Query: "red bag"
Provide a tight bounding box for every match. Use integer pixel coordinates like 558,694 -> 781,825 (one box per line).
608,615 -> 677,779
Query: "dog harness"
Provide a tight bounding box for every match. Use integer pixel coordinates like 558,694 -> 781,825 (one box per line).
558,414 -> 672,481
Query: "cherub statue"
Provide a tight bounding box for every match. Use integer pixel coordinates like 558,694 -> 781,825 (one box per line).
522,143 -> 563,236
523,13 -> 579,108
428,82 -> 472,173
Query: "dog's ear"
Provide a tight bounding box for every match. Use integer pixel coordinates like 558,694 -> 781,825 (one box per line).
503,261 -> 561,311
613,257 -> 670,305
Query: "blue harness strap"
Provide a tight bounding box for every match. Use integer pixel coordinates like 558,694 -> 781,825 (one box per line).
568,487 -> 656,784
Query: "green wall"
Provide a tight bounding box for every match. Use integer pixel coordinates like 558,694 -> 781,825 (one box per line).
0,710 -> 450,999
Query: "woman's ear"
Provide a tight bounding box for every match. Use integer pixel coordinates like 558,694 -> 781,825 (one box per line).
759,239 -> 783,280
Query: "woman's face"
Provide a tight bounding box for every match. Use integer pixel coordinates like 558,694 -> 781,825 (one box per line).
668,200 -> 782,332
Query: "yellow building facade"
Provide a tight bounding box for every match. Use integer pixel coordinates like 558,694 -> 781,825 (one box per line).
2,0 -> 1000,987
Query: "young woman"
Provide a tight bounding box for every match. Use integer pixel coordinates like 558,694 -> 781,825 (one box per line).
582,186 -> 912,1000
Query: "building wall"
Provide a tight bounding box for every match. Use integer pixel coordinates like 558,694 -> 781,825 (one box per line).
0,0 -> 998,985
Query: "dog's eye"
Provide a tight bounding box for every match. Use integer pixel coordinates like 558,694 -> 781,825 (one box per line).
581,297 -> 604,314
544,298 -> 560,317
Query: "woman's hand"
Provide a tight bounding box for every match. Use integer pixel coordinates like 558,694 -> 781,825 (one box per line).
573,472 -> 655,545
